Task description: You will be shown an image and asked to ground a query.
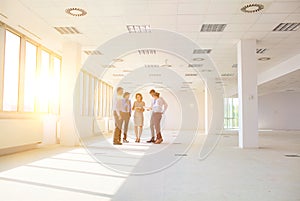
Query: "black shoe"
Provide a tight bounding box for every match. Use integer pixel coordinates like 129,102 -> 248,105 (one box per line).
147,137 -> 155,143
113,142 -> 122,145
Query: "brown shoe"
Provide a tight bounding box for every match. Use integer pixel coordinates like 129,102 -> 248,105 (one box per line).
147,137 -> 155,143
154,138 -> 163,144
154,133 -> 163,144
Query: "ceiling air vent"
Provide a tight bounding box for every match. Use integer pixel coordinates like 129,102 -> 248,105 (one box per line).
200,24 -> 226,32
232,64 -> 237,68
185,73 -> 198,77
221,73 -> 235,77
188,64 -> 203,68
127,25 -> 151,33
84,50 -> 102,55
272,23 -> 300,32
138,49 -> 156,55
193,49 -> 212,54
256,48 -> 267,54
54,26 -> 81,34
112,73 -> 124,77
145,64 -> 160,68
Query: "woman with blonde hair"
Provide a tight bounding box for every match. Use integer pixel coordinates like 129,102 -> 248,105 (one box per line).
132,93 -> 145,143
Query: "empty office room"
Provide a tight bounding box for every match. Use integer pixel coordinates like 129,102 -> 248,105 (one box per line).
0,0 -> 300,201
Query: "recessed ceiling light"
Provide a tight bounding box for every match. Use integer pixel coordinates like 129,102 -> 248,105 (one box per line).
256,48 -> 267,54
258,57 -> 271,61
145,64 -> 159,68
188,64 -> 203,68
84,50 -> 102,55
127,25 -> 151,33
113,58 -> 124,62
193,49 -> 212,54
241,4 -> 264,13
192,57 -> 205,61
65,8 -> 87,17
273,23 -> 300,32
54,26 -> 81,34
138,49 -> 156,55
200,24 -> 226,32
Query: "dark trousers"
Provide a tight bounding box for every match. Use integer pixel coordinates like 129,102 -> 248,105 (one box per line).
120,112 -> 130,139
113,111 -> 122,143
150,112 -> 162,138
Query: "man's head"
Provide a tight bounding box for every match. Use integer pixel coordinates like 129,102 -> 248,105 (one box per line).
117,87 -> 124,96
123,92 -> 130,99
149,89 -> 156,97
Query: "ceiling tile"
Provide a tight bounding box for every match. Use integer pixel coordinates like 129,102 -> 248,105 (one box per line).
150,15 -> 177,25
257,14 -> 289,23
249,23 -> 278,31
242,32 -> 269,40
177,15 -> 205,25
228,13 -> 261,24
203,14 -> 234,24
225,24 -> 252,32
177,24 -> 200,32
178,3 -> 210,15
148,3 -> 178,15
265,1 -> 300,13
207,2 -> 241,14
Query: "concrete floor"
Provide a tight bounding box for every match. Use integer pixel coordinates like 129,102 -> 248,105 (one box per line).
0,131 -> 299,201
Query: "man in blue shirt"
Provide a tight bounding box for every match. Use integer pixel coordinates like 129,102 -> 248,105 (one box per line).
147,90 -> 168,144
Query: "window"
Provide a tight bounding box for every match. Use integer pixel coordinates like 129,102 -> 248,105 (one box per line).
38,50 -> 50,112
23,41 -> 37,112
51,57 -> 61,114
0,24 -> 62,114
3,30 -> 20,111
78,70 -> 113,117
224,98 -> 239,129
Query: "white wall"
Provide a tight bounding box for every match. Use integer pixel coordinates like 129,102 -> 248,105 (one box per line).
258,92 -> 300,130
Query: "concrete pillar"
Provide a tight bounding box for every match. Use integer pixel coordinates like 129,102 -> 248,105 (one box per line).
237,40 -> 258,148
60,42 -> 81,146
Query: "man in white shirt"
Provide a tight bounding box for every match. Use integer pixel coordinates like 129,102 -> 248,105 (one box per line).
147,90 -> 168,144
112,87 -> 123,145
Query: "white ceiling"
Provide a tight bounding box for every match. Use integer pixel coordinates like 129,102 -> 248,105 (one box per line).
0,0 -> 300,94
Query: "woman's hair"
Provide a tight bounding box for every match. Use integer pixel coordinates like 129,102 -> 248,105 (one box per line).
153,92 -> 160,97
135,93 -> 143,100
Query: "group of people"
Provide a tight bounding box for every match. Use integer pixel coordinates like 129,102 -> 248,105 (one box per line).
112,88 -> 168,145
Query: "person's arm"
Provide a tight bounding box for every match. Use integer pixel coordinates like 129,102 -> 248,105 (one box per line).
162,97 -> 168,113
142,101 -> 145,112
132,101 -> 135,111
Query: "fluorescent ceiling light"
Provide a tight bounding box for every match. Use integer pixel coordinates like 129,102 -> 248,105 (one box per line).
127,25 -> 151,33
273,23 -> 300,32
200,24 -> 226,32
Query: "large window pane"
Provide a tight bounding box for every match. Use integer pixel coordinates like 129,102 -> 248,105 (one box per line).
24,41 -> 37,112
38,50 -> 50,112
3,30 -> 21,111
52,57 -> 61,114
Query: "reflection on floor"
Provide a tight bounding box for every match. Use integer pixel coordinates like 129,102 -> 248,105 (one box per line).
0,131 -> 299,201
